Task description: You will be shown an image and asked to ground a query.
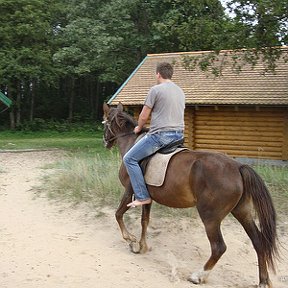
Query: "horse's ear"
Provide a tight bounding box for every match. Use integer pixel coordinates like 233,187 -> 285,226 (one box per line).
117,102 -> 123,112
103,103 -> 110,115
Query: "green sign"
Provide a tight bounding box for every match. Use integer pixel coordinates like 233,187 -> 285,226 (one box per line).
0,91 -> 12,107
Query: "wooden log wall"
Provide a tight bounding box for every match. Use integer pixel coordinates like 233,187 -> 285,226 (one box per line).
283,112 -> 288,160
191,106 -> 287,160
127,105 -> 288,160
184,107 -> 194,147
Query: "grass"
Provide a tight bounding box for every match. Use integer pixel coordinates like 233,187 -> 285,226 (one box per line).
41,150 -> 197,218
0,130 -> 106,154
0,130 -> 123,204
1,131 -> 287,218
42,152 -> 288,219
0,131 -> 98,150
42,151 -> 124,207
0,130 -> 124,209
254,165 -> 288,215
41,153 -> 288,219
41,150 -> 196,218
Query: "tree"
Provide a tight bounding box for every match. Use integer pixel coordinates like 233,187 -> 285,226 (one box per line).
226,0 -> 288,47
150,0 -> 230,52
0,0 -> 286,129
52,0 -> 158,120
0,0 -> 61,128
180,0 -> 288,75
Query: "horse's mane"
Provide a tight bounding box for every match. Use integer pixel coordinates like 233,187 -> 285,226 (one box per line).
109,107 -> 137,130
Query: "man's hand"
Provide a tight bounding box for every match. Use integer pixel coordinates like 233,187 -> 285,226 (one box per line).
134,126 -> 142,134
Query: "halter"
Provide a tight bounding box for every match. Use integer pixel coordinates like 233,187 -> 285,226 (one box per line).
102,120 -> 135,146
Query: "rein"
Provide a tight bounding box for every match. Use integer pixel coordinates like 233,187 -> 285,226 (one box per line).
106,131 -> 135,143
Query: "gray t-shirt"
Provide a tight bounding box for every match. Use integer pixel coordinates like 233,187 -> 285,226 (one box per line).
144,81 -> 185,134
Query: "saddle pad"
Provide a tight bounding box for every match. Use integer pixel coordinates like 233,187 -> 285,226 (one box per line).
144,148 -> 187,187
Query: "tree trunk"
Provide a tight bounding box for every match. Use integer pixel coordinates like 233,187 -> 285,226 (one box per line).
68,77 -> 75,122
85,77 -> 92,119
7,83 -> 16,130
16,81 -> 21,127
94,79 -> 101,120
29,80 -> 36,122
9,110 -> 15,130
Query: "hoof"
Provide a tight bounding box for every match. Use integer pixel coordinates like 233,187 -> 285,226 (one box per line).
129,241 -> 141,253
139,246 -> 149,254
188,274 -> 201,284
188,269 -> 210,284
258,281 -> 273,288
139,242 -> 149,254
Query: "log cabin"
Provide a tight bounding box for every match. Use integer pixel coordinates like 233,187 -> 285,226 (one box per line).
108,48 -> 288,160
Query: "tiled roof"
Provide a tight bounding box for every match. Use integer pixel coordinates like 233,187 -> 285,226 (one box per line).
109,48 -> 288,106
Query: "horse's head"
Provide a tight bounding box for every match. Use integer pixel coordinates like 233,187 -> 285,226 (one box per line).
102,102 -> 136,149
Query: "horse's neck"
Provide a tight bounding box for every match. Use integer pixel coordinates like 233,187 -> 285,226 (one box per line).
118,134 -> 137,157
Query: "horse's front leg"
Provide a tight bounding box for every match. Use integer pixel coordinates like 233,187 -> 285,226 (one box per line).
115,185 -> 138,250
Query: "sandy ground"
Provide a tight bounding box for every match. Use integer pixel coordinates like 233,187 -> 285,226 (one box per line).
0,151 -> 287,288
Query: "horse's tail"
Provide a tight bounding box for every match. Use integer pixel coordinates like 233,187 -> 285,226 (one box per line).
239,164 -> 278,272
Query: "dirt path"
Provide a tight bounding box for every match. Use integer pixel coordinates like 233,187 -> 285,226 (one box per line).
0,151 -> 287,288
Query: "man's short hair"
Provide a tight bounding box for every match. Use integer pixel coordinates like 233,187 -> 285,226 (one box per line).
156,62 -> 173,79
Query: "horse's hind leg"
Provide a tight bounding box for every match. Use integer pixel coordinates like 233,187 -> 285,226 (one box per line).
189,217 -> 227,284
139,203 -> 152,254
232,202 -> 272,288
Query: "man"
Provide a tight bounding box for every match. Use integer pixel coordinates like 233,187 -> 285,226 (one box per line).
123,62 -> 185,207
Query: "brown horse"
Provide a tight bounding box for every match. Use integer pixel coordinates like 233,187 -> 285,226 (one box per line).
102,102 -> 278,288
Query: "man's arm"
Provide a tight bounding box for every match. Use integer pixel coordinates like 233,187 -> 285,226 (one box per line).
134,105 -> 151,134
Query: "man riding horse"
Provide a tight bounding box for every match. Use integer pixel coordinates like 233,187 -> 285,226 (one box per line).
123,62 -> 185,207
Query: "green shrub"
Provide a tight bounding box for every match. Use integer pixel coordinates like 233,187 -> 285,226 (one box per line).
16,119 -> 102,133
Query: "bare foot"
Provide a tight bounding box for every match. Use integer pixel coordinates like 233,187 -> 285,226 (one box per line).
127,199 -> 152,208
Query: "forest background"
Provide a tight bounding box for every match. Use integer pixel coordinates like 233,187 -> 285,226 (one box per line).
0,0 -> 287,130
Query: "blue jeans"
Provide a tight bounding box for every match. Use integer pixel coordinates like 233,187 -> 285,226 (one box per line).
123,131 -> 183,201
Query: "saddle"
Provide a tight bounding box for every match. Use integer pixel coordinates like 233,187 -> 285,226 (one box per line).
157,138 -> 185,154
141,138 -> 186,186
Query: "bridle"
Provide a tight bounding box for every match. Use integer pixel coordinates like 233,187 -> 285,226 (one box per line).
102,119 -> 135,147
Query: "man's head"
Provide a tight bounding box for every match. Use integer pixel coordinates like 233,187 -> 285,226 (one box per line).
156,62 -> 173,81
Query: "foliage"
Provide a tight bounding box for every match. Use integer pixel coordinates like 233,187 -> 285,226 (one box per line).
150,0 -> 230,51
179,0 -> 288,75
181,46 -> 288,76
0,0 -> 58,83
0,0 -> 287,128
16,119 -> 102,132
226,0 -> 288,47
